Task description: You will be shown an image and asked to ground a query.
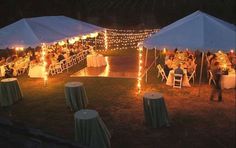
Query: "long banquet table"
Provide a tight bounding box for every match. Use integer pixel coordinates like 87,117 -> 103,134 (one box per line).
28,64 -> 44,78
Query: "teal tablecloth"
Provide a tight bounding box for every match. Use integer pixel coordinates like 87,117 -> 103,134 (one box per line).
74,109 -> 111,148
64,82 -> 88,111
143,92 -> 170,128
0,78 -> 23,107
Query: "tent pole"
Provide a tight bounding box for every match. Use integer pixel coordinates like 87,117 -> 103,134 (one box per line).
145,48 -> 148,83
95,37 -> 97,50
198,52 -> 204,96
145,48 -> 148,67
154,48 -> 157,66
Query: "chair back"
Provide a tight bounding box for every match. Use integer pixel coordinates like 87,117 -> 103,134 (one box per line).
173,74 -> 183,88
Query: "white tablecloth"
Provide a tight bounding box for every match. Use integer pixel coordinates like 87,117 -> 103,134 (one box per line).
166,70 -> 191,87
0,65 -> 5,77
221,74 -> 236,89
28,65 -> 44,78
87,54 -> 106,67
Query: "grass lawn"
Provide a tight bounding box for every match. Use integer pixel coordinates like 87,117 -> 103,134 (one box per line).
0,49 -> 235,148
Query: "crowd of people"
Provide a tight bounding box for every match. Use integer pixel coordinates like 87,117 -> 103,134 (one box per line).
206,50 -> 236,101
29,41 -> 92,69
0,40 -> 94,78
163,49 -> 196,77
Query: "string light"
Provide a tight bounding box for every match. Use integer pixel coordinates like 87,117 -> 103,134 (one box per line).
163,48 -> 166,54
104,30 -> 108,50
137,45 -> 143,94
15,47 -> 24,51
58,41 -> 65,46
41,43 -> 48,86
90,32 -> 98,38
96,29 -> 158,51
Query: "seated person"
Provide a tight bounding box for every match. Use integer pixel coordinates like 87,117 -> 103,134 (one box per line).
6,56 -> 13,63
0,57 -> 6,65
57,53 -> 65,62
4,65 -> 14,78
165,56 -> 173,69
187,63 -> 195,76
174,64 -> 184,75
69,50 -> 75,56
164,56 -> 173,76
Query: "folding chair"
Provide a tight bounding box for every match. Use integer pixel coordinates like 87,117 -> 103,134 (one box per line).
67,57 -> 73,68
188,70 -> 195,84
158,65 -> 167,81
173,74 -> 183,88
208,70 -> 216,85
48,64 -> 56,76
72,55 -> 77,65
156,64 -> 161,78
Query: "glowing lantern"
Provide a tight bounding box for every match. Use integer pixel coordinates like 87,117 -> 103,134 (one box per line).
15,47 -> 24,51
90,32 -> 98,38
82,35 -> 87,40
58,41 -> 65,46
68,38 -> 76,44
163,48 -> 166,54
74,37 -> 80,41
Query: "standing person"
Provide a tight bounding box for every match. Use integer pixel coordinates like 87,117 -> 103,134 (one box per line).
210,62 -> 222,101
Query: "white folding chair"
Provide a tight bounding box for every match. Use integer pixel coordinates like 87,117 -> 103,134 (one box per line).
67,57 -> 73,68
60,59 -> 68,71
188,70 -> 195,84
156,64 -> 161,78
158,65 -> 167,81
208,70 -> 216,85
72,55 -> 77,65
173,74 -> 183,88
48,64 -> 56,76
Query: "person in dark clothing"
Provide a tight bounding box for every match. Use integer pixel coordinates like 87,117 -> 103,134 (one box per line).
174,64 -> 184,75
210,62 -> 222,101
69,50 -> 75,56
5,65 -> 13,78
57,53 -> 65,62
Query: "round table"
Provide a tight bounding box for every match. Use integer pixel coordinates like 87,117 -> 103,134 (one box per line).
74,109 -> 111,148
166,69 -> 191,87
0,78 -> 23,107
143,92 -> 170,128
87,54 -> 106,67
64,82 -> 88,111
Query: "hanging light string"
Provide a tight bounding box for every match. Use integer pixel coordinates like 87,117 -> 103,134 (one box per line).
137,45 -> 143,94
41,43 -> 48,86
95,29 -> 159,51
104,29 -> 108,50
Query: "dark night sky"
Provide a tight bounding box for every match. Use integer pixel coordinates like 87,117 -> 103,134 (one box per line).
0,0 -> 235,29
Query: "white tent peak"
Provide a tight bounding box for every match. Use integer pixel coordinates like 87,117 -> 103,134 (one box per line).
143,10 -> 236,51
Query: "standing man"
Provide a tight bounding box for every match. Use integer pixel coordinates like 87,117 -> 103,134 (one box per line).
210,62 -> 222,101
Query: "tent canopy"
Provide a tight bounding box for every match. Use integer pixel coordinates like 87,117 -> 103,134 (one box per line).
0,16 -> 103,49
143,10 -> 236,51
28,16 -> 104,37
0,19 -> 66,49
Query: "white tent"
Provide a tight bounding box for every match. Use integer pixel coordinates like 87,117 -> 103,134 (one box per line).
142,10 -> 236,95
0,16 -> 104,49
143,10 -> 236,51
